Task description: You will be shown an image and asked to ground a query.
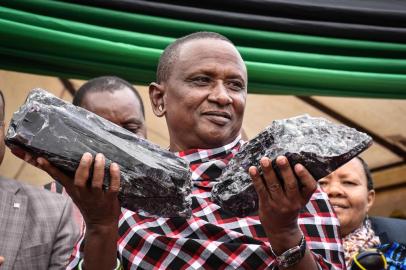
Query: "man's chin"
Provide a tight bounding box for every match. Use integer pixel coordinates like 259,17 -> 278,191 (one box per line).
199,131 -> 239,148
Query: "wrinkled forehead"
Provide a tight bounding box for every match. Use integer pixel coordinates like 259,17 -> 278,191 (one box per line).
176,39 -> 247,78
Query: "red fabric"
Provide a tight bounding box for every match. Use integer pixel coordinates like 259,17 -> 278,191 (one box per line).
68,137 -> 345,269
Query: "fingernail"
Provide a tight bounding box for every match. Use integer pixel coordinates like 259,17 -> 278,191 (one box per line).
249,166 -> 257,176
295,164 -> 303,170
83,152 -> 92,159
295,164 -> 304,175
111,163 -> 119,170
260,157 -> 269,168
96,153 -> 104,161
277,156 -> 287,166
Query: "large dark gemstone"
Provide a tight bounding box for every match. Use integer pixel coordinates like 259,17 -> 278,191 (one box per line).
5,89 -> 192,218
211,115 -> 372,217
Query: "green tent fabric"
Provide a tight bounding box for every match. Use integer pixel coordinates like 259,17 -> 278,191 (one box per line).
1,0 -> 406,98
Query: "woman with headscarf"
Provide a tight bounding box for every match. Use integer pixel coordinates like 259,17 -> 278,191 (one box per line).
319,157 -> 406,270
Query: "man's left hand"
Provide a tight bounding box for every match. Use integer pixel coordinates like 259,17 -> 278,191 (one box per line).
249,156 -> 317,253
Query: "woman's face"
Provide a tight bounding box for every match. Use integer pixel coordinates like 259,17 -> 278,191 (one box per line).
319,158 -> 375,237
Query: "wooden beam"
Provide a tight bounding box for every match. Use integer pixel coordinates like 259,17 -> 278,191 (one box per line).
371,160 -> 406,173
59,78 -> 76,97
372,164 -> 406,190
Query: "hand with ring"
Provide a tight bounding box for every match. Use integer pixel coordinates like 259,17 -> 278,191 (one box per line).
36,153 -> 121,227
36,153 -> 121,270
249,156 -> 317,254
12,149 -> 121,269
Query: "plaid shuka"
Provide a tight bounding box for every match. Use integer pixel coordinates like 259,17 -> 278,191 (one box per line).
68,136 -> 345,269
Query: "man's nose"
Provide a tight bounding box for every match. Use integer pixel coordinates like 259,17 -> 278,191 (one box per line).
208,82 -> 233,106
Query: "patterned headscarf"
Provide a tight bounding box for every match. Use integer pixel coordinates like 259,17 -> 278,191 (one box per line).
343,218 -> 381,268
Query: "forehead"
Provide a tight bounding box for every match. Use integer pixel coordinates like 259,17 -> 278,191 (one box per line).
334,158 -> 367,182
82,89 -> 143,119
174,39 -> 247,79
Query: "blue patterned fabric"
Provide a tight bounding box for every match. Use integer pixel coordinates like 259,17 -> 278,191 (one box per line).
379,242 -> 406,270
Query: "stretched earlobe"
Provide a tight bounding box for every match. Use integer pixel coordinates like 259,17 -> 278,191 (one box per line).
149,82 -> 166,117
156,104 -> 166,117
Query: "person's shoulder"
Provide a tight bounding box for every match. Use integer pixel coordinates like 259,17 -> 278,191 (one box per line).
26,182 -> 68,198
0,177 -> 72,228
0,176 -> 24,192
18,180 -> 70,211
370,216 -> 406,230
370,216 -> 406,245
0,177 -> 63,202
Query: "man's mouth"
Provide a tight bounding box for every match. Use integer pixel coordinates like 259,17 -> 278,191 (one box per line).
202,111 -> 231,125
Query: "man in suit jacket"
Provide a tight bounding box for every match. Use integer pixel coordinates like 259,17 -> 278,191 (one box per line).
0,177 -> 80,269
0,90 -> 80,269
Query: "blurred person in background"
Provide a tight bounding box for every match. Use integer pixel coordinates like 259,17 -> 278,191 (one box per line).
0,90 -> 80,269
45,76 -> 148,232
319,157 -> 406,270
72,75 -> 147,139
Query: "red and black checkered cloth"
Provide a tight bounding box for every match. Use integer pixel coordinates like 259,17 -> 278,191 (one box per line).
68,136 -> 345,269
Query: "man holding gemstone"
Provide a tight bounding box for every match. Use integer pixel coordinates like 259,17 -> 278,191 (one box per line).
30,32 -> 344,270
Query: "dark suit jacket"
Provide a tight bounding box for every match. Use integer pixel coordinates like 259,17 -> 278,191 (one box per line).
370,216 -> 406,245
0,177 -> 80,269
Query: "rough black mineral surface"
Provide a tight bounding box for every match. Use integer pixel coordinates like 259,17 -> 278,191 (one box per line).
211,114 -> 372,217
6,89 -> 192,217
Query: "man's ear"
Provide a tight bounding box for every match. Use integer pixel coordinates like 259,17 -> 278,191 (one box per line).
149,82 -> 166,117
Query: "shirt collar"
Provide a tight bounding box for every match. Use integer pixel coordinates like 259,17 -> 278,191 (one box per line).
175,135 -> 242,164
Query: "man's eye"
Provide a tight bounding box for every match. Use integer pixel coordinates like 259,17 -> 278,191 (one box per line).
124,125 -> 140,134
192,76 -> 211,85
226,80 -> 244,91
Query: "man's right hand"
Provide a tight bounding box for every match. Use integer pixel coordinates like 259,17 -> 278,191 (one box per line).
0,255 -> 4,266
35,153 -> 121,270
37,153 -> 121,228
14,148 -> 121,229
